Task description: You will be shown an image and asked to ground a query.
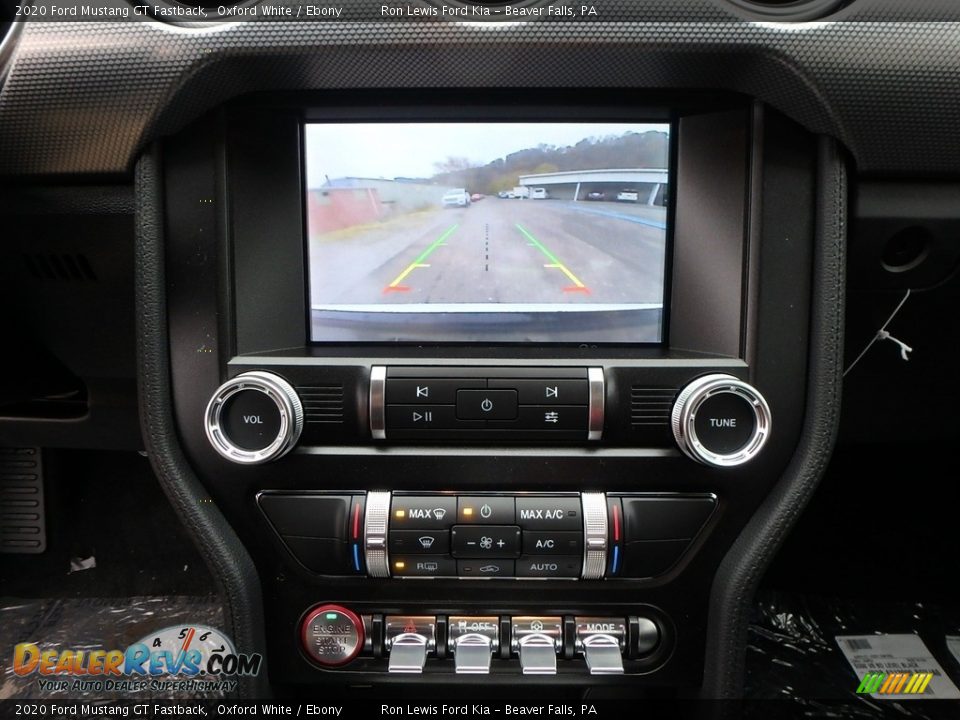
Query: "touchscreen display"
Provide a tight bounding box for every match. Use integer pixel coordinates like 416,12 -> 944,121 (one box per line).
305,122 -> 670,343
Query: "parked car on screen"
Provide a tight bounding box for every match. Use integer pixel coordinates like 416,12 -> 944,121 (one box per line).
442,189 -> 471,207
616,189 -> 640,202
471,193 -> 483,201
530,188 -> 549,199
585,191 -> 606,201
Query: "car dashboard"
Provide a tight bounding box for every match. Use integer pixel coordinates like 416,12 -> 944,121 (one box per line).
2,0 -> 960,713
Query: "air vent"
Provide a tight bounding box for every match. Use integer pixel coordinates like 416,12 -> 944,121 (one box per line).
297,385 -> 345,425
0,447 -> 46,554
727,0 -> 850,20
22,252 -> 98,282
630,387 -> 677,427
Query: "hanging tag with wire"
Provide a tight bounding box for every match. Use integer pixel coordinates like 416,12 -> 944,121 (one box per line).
844,290 -> 913,377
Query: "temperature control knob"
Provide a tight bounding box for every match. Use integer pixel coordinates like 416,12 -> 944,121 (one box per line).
204,371 -> 303,464
671,374 -> 771,467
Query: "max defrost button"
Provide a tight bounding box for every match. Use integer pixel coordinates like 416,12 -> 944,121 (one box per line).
391,496 -> 457,529
456,390 -> 518,420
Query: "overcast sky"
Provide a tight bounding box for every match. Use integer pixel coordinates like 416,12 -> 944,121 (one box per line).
305,122 -> 669,188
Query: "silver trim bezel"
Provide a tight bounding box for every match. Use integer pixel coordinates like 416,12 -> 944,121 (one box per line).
364,490 -> 391,578
580,492 -> 608,580
587,367 -> 605,441
203,371 -> 303,465
369,366 -> 387,440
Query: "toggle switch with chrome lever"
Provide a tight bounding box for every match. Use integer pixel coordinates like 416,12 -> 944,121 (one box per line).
385,616 -> 436,673
511,616 -> 563,675
448,616 -> 498,674
575,617 -> 626,674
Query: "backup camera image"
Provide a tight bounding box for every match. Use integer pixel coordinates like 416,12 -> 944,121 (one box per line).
305,122 -> 670,343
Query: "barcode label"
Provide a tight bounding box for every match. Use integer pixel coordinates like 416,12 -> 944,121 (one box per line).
836,634 -> 960,700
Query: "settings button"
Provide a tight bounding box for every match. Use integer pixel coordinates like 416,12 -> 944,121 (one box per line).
489,406 -> 588,431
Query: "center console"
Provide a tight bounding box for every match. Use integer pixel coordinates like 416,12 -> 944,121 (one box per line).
156,92 -> 825,693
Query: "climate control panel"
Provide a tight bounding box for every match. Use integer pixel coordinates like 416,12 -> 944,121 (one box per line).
258,491 -> 717,580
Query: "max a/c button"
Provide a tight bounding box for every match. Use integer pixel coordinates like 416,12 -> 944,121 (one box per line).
515,497 -> 581,530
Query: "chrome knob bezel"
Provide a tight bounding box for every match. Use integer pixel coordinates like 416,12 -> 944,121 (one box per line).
204,370 -> 303,465
671,373 -> 772,467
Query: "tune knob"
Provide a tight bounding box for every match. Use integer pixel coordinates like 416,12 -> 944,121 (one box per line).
671,374 -> 771,467
204,371 -> 303,464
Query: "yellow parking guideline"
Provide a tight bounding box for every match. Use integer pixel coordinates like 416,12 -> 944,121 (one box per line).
516,223 -> 588,290
386,224 -> 458,290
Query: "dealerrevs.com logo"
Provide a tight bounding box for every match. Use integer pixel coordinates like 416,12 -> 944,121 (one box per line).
13,625 -> 262,694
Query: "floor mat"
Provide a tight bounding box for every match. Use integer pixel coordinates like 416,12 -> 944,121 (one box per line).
746,590 -> 960,719
0,596 -> 224,700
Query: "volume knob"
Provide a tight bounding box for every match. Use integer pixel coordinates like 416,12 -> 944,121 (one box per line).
204,371 -> 303,464
671,374 -> 771,467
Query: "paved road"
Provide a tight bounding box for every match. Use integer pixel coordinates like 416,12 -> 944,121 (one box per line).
309,199 -> 667,307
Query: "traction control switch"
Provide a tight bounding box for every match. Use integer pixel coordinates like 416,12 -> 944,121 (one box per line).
575,617 -> 626,675
385,616 -> 436,673
448,616 -> 499,674
511,616 -> 563,675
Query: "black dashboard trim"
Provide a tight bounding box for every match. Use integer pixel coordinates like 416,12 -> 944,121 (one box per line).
701,135 -> 845,698
134,145 -> 270,699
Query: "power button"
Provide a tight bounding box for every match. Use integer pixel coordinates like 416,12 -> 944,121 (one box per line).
300,604 -> 364,667
456,390 -> 518,421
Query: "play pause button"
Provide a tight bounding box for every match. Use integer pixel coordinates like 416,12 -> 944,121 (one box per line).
386,405 -> 457,429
